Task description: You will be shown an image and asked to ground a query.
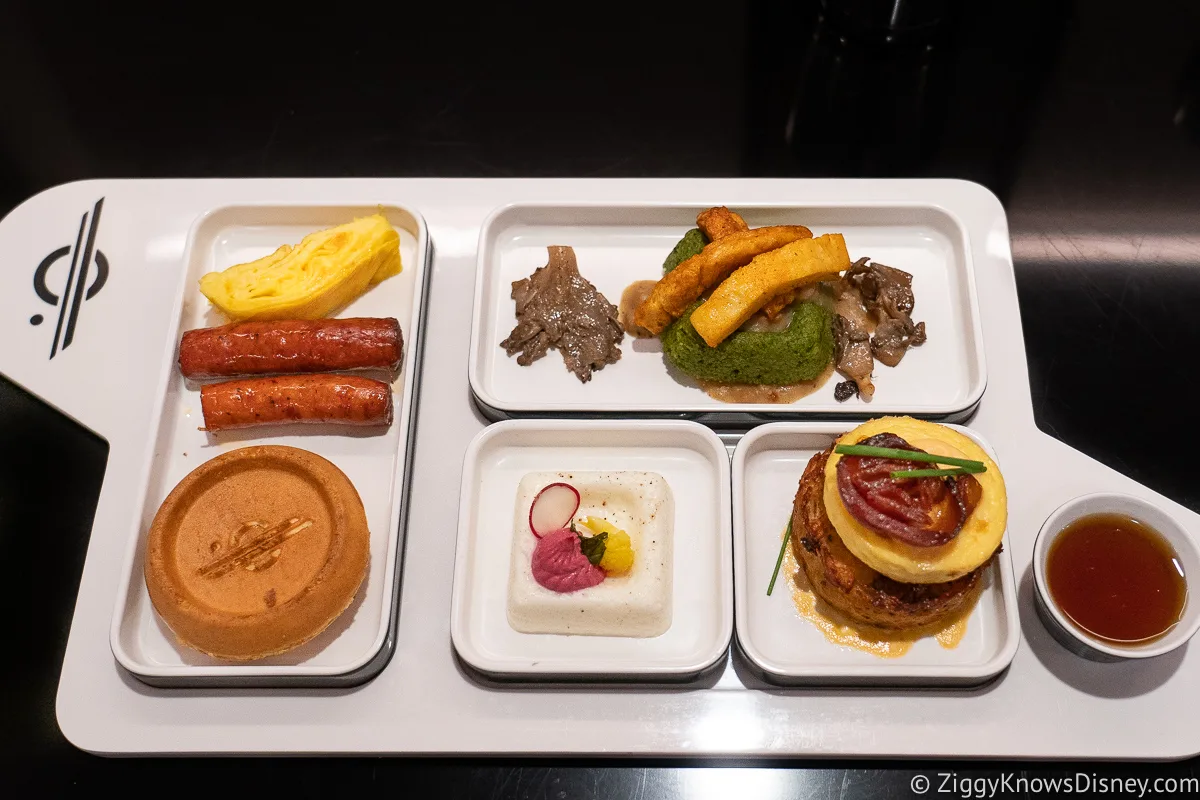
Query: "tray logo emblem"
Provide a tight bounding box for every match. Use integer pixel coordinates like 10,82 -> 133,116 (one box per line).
198,516 -> 314,579
31,197 -> 108,359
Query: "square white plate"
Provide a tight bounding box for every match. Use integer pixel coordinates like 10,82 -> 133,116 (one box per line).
469,202 -> 986,422
450,419 -> 733,680
108,203 -> 430,686
732,422 -> 1019,686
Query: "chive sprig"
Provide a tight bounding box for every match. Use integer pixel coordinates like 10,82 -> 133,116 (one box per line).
834,443 -> 986,473
766,517 -> 793,596
888,467 -> 973,479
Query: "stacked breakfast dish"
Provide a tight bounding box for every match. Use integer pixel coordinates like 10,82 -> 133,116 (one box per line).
779,416 -> 1006,655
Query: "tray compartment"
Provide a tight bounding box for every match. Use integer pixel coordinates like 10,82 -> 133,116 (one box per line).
470,202 -> 986,423
732,422 -> 1019,686
450,419 -> 734,680
109,203 -> 430,687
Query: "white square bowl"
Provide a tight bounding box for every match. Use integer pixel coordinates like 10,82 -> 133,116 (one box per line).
732,422 -> 1019,686
451,419 -> 733,680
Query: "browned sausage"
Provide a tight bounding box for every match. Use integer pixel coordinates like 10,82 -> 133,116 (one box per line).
200,375 -> 393,431
178,318 -> 403,379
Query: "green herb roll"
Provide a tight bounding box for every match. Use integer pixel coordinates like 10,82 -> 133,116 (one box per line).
661,300 -> 833,385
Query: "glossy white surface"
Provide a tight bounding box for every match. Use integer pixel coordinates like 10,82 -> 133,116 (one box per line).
732,422 -> 1019,686
1033,493 -> 1200,660
452,420 -> 731,677
2,178 -> 1191,757
108,204 -> 429,682
470,202 -> 986,418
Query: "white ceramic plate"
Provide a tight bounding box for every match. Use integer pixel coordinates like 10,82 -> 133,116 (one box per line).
450,419 -> 733,680
732,421 -> 1019,686
469,202 -> 986,422
108,203 -> 430,686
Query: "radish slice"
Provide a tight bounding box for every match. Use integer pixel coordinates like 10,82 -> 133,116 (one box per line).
529,482 -> 580,538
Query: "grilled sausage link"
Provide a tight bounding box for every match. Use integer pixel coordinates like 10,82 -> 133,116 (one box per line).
200,375 -> 393,431
179,317 -> 403,379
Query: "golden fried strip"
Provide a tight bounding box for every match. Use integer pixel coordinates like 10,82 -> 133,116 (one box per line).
633,225 -> 813,335
696,206 -> 749,240
690,233 -> 850,347
760,290 -> 797,320
699,207 -> 797,320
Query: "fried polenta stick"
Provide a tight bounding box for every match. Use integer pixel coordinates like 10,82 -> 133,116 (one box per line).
690,233 -> 850,347
697,206 -> 750,240
700,206 -> 793,321
760,289 -> 798,320
633,225 -> 813,335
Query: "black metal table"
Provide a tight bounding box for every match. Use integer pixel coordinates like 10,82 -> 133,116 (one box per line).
4,0 -> 1199,794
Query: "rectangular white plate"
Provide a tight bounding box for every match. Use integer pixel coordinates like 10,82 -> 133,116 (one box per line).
109,203 -> 430,686
732,422 -> 1019,686
450,419 -> 733,680
469,203 -> 986,423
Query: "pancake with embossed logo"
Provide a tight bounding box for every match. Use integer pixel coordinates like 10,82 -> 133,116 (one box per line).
143,445 -> 369,660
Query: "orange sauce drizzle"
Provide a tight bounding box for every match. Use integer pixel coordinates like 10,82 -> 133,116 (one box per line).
780,528 -> 974,658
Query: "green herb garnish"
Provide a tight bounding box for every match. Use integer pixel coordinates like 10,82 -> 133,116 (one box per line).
767,517 -> 793,596
578,531 -> 608,566
889,468 -> 973,479
834,444 -> 986,473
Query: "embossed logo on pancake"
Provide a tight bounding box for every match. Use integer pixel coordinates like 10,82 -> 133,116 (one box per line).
198,516 -> 314,579
31,197 -> 108,359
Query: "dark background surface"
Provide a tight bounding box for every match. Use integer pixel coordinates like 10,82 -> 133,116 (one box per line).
2,0 -> 1199,795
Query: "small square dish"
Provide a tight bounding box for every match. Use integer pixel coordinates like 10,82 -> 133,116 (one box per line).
450,419 -> 733,680
732,421 -> 1019,687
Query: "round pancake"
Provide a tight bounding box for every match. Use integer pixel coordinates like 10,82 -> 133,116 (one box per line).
791,447 -> 991,630
823,416 -> 1008,584
144,445 -> 369,661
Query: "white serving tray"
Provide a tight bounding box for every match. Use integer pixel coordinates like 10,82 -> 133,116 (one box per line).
470,202 -> 986,423
9,178 -> 1197,759
451,419 -> 733,680
732,422 -> 1019,686
108,203 -> 430,686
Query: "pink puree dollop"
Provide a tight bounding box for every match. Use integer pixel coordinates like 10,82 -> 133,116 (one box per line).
531,528 -> 605,593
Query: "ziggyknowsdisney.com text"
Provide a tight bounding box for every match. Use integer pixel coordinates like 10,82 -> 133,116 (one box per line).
909,772 -> 1200,797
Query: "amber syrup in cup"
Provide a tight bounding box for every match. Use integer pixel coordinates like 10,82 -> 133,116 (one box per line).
1046,513 -> 1187,645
